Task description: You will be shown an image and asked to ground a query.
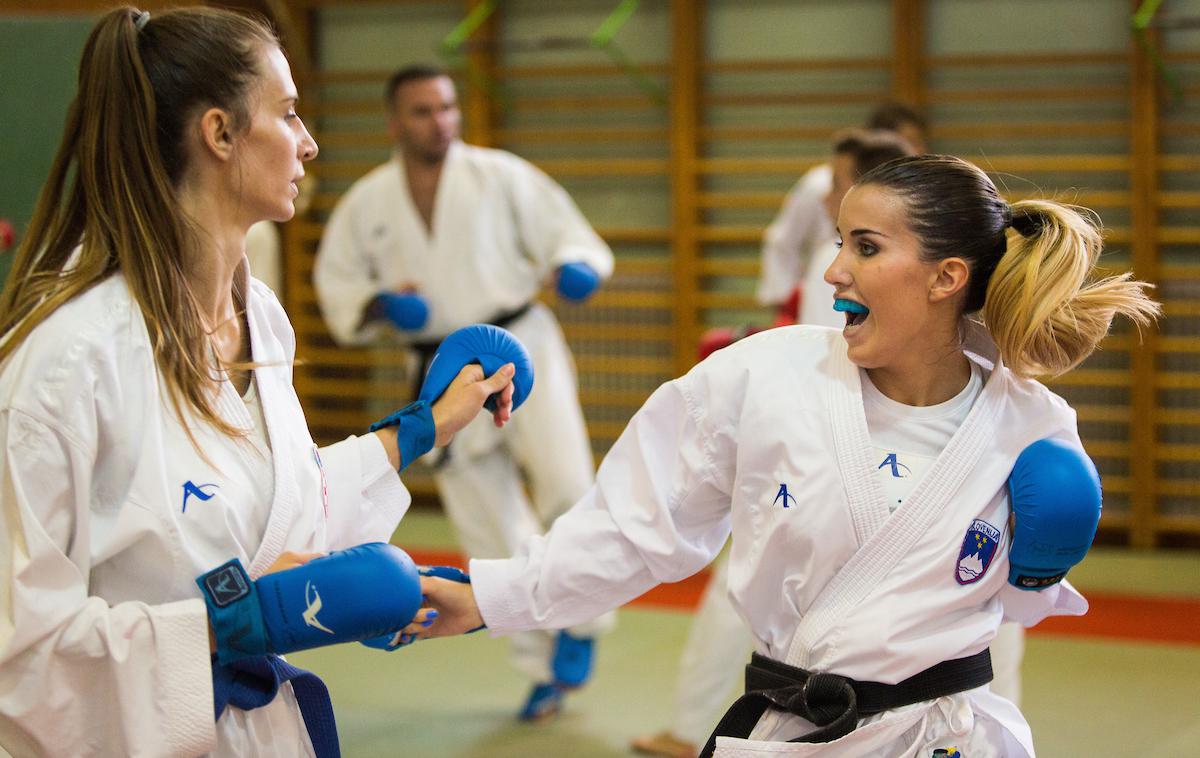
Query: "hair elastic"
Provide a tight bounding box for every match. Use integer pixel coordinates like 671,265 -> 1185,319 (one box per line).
134,11 -> 150,31
1000,202 -> 1014,228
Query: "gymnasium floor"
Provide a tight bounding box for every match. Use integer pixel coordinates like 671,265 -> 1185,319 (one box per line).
292,509 -> 1200,757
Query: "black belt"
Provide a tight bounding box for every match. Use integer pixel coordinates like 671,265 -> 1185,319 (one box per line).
408,302 -> 533,400
699,649 -> 992,757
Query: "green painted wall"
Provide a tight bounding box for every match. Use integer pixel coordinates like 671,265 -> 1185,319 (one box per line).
0,17 -> 93,286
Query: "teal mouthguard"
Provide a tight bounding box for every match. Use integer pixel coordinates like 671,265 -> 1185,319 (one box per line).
833,299 -> 869,315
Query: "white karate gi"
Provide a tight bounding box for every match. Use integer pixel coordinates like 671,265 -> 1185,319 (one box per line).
660,231 -> 843,748
756,165 -> 834,307
666,553 -> 753,745
0,270 -> 411,757
471,325 -> 1087,757
313,141 -> 615,682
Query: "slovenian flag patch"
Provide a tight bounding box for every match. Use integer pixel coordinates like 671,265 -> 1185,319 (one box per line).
955,518 -> 1000,585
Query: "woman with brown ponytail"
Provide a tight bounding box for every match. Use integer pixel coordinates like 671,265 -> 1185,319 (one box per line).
410,154 -> 1160,757
0,6 -> 513,756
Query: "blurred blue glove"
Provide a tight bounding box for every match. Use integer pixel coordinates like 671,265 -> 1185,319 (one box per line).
555,262 -> 600,302
376,292 -> 429,331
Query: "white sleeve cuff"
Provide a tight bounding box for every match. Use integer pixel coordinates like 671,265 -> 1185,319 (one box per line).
469,557 -> 534,633
552,244 -> 614,279
320,434 -> 412,549
1001,579 -> 1088,627
358,433 -> 411,530
155,598 -> 218,755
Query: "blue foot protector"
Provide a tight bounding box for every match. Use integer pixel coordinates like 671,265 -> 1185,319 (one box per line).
518,682 -> 564,722
833,298 -> 869,315
551,630 -> 594,688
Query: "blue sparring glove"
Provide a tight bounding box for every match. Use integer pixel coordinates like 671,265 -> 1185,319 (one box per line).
555,262 -> 600,302
377,292 -> 429,331
368,325 -> 533,469
361,564 -> 482,651
1007,438 -> 1103,590
197,542 -> 423,665
417,323 -> 534,413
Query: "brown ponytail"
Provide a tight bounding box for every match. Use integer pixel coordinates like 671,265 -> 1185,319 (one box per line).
0,6 -> 277,438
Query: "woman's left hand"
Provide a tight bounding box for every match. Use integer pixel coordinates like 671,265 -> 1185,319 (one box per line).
430,363 -> 515,447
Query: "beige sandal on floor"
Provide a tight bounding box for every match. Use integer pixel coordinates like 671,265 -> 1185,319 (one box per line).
630,731 -> 698,758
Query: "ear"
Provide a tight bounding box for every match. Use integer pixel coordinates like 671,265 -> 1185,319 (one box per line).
197,107 -> 236,162
929,256 -> 970,304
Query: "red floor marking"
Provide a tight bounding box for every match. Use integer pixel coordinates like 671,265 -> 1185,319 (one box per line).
408,548 -> 467,571
404,547 -> 1200,646
1027,591 -> 1200,646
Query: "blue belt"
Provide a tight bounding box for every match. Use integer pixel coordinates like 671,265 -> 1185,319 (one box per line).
212,654 -> 340,758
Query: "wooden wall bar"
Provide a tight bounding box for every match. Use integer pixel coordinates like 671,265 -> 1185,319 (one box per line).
283,0 -> 1199,544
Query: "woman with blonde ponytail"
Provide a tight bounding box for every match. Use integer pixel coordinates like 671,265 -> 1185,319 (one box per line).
0,6 -> 515,756
406,154 -> 1158,757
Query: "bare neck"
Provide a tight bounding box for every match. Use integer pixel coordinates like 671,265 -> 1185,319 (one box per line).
175,179 -> 250,375
402,151 -> 445,233
866,348 -> 973,407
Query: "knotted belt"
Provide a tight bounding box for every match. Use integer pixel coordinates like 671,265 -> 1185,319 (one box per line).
699,649 -> 992,757
212,654 -> 340,758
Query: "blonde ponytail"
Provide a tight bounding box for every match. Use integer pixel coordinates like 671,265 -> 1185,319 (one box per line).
983,201 -> 1160,378
857,155 -> 1161,380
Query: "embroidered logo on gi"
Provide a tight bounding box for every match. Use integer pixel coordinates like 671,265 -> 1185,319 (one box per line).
931,749 -> 961,758
312,445 -> 329,518
772,483 -> 797,509
303,581 -> 335,634
182,481 -> 219,513
877,452 -> 912,478
955,519 -> 1001,585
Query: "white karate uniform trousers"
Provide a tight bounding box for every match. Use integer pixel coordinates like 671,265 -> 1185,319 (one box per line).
433,306 -> 614,683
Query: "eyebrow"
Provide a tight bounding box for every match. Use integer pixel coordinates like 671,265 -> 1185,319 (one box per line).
848,228 -> 890,239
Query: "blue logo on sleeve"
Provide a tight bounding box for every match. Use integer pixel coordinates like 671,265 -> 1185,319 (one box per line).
955,519 -> 1001,585
182,481 -> 219,513
772,483 -> 797,509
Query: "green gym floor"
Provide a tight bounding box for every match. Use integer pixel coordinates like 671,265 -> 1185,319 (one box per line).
292,509 -> 1200,758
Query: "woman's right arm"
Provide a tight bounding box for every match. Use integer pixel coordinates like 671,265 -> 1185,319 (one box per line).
0,407 -> 215,757
418,364 -> 741,637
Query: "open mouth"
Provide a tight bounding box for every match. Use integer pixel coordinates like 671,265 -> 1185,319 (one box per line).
834,298 -> 870,327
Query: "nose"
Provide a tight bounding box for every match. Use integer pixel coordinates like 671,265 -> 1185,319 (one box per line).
824,244 -> 851,288
299,118 -> 319,161
435,108 -> 458,134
